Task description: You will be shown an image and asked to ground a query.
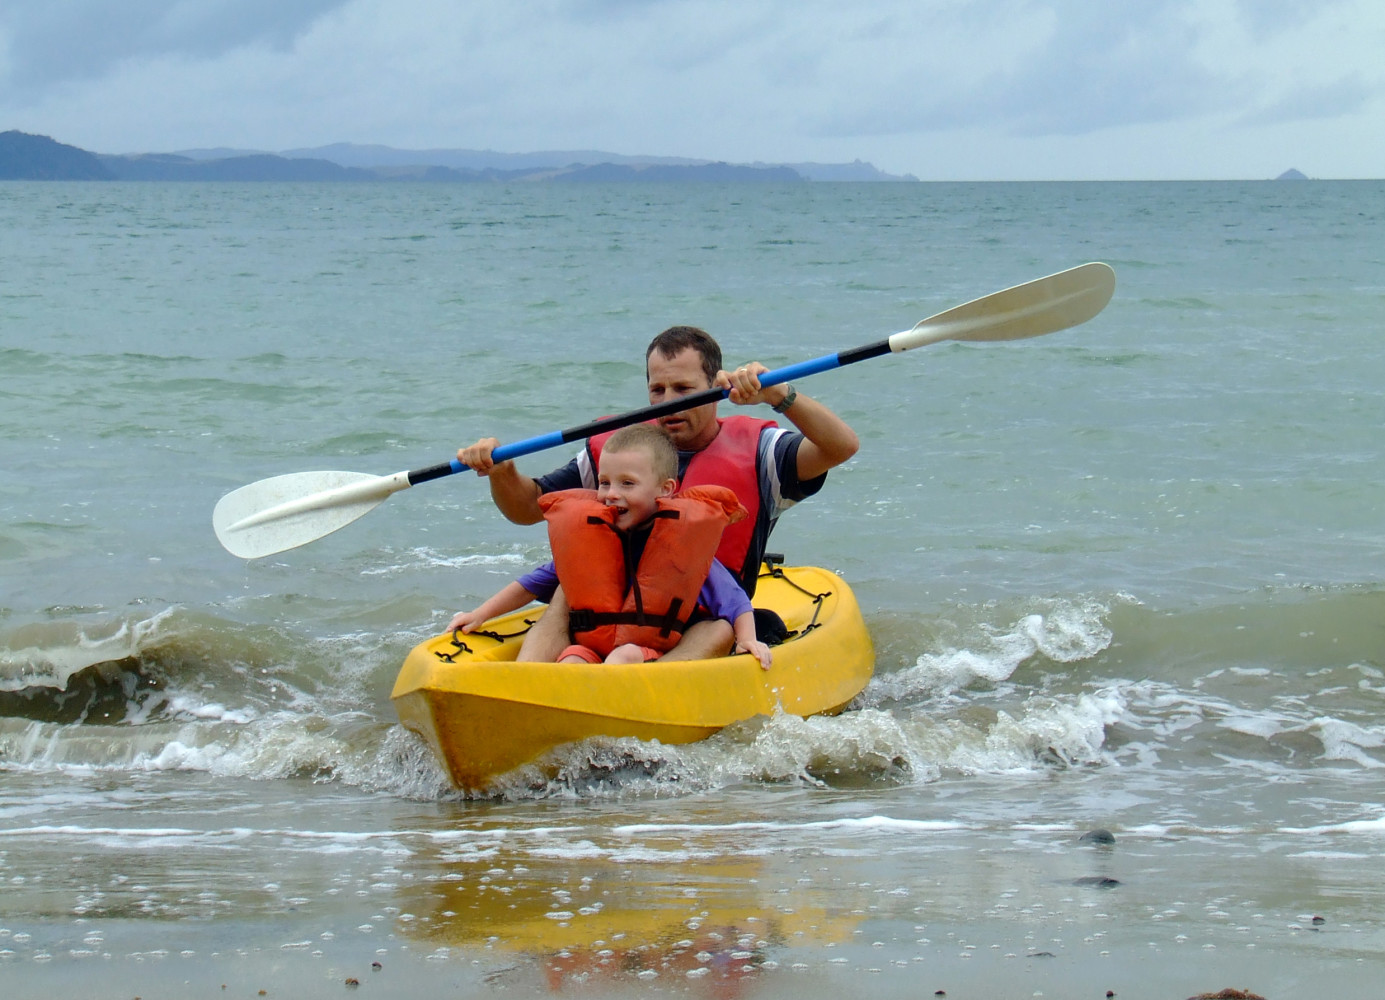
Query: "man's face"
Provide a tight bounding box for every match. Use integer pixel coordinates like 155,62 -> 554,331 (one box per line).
647,348 -> 719,451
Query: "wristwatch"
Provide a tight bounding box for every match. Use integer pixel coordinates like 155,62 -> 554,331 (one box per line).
771,384 -> 798,413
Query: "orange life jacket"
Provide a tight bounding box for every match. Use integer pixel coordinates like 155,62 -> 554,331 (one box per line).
587,416 -> 775,584
538,485 -> 747,657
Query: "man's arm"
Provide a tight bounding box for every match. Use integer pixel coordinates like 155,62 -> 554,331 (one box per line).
456,437 -> 544,524
719,365 -> 859,481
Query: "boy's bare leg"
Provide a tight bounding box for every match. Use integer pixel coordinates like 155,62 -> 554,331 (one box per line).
517,586 -> 571,662
656,619 -> 734,661
603,644 -> 645,664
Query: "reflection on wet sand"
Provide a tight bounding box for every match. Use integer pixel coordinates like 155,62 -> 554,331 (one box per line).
395,842 -> 861,993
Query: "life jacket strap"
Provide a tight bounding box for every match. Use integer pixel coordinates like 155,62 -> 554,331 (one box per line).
569,597 -> 688,640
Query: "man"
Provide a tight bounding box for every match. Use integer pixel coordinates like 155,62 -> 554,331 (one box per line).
457,325 -> 859,660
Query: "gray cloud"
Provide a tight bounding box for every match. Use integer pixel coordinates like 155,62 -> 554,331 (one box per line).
1232,0 -> 1323,38
808,3 -> 1223,138
0,0 -> 348,92
993,3 -> 1229,135
810,0 -> 1370,140
1238,75 -> 1373,126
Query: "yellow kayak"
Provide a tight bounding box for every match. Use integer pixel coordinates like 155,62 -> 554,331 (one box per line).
391,562 -> 874,791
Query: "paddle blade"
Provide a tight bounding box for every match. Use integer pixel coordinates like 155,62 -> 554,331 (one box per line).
890,262 -> 1115,351
213,470 -> 398,559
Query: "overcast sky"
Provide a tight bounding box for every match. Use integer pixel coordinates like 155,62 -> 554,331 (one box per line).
2,0 -> 1380,179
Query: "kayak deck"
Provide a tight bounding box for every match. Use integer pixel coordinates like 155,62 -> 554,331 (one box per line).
391,562 -> 874,791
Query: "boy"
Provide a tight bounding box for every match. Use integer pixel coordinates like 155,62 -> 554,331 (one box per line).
450,424 -> 772,668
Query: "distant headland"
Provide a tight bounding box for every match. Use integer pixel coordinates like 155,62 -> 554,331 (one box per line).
0,130 -> 918,183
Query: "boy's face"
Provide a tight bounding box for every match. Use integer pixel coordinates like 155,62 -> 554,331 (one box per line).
597,447 -> 677,531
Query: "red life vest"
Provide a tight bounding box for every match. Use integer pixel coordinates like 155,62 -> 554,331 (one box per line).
538,485 -> 747,657
587,416 -> 775,581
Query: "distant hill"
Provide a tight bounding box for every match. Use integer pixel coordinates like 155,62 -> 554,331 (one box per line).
3,132 -> 917,183
269,143 -> 918,181
1276,168 -> 1309,180
273,143 -> 917,181
0,130 -> 113,179
785,160 -> 919,181
555,162 -> 803,183
97,152 -> 378,182
275,143 -> 710,172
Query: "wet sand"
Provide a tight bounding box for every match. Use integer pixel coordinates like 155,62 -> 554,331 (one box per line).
3,908 -> 1364,1000
6,796 -> 1381,1000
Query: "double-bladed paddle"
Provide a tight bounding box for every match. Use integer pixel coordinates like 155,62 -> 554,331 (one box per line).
214,261 -> 1115,559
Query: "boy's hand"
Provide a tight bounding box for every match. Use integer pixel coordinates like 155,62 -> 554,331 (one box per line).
449,609 -> 484,633
735,638 -> 773,670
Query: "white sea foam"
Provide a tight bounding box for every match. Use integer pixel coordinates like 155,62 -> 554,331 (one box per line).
138,694 -> 259,726
128,711 -> 398,781
360,546 -> 534,577
1310,718 -> 1385,767
613,816 -> 970,837
1219,714 -> 1284,740
731,708 -> 927,784
860,596 -> 1116,705
473,680 -> 1132,801
1312,816 -> 1385,835
0,607 -> 180,691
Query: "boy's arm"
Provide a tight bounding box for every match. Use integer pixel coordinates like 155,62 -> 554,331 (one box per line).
731,610 -> 772,669
449,580 -> 537,633
701,560 -> 754,620
700,561 -> 769,666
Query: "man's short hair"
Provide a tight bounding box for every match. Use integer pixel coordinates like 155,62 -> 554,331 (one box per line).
646,326 -> 722,386
603,423 -> 678,483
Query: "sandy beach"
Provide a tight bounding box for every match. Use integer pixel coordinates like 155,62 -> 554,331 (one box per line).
6,769 -> 1380,1000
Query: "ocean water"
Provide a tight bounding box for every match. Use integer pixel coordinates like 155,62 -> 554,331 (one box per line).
2,179 -> 1384,997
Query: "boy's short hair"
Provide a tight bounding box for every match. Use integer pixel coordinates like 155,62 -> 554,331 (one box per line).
646,326 -> 722,386
603,424 -> 678,483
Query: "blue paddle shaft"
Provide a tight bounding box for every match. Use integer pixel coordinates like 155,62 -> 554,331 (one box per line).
404,344 -> 884,487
